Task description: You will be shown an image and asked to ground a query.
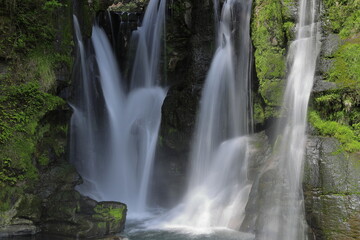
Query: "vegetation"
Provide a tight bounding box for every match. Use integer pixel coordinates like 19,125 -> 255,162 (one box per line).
309,111 -> 360,152
328,40 -> 360,90
0,0 -> 69,58
309,0 -> 360,154
251,0 -> 294,121
0,0 -> 71,211
322,0 -> 360,38
108,0 -> 149,12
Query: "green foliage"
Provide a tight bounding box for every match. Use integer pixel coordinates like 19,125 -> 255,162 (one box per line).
0,0 -> 67,58
315,93 -> 341,104
251,0 -> 290,113
0,183 -> 22,211
43,0 -> 63,11
322,0 -> 360,38
309,111 -> 360,152
313,90 -> 359,125
28,47 -> 63,92
353,123 -> 360,140
0,0 -> 72,212
254,103 -> 265,125
0,81 -> 65,185
283,21 -> 295,41
255,49 -> 285,81
328,41 -> 360,90
259,79 -> 284,106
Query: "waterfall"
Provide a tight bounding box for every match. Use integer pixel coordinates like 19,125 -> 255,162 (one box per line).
70,0 -> 167,215
254,0 -> 321,238
162,0 -> 254,230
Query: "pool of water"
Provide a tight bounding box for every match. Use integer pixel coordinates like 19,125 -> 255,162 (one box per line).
122,218 -> 255,240
7,216 -> 255,240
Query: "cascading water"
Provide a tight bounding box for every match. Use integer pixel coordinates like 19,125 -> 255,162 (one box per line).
70,0 -> 167,215
253,0 -> 321,238
160,0 -> 254,231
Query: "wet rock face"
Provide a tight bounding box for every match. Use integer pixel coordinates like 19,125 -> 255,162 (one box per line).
39,165 -> 127,238
0,162 -> 127,239
304,136 -> 360,239
152,0 -> 216,208
43,192 -> 127,238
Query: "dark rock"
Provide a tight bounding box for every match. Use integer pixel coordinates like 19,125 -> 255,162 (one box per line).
0,61 -> 8,80
0,199 -> 40,238
318,58 -> 334,74
305,193 -> 360,240
0,218 -> 39,238
36,163 -> 82,200
304,136 -> 360,239
16,194 -> 42,223
321,34 -> 341,58
42,191 -> 127,238
312,76 -> 337,93
160,85 -> 199,152
305,137 -> 360,194
0,160 -> 126,239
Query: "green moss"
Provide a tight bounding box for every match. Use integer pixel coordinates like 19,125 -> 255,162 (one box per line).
259,79 -> 284,106
264,105 -> 282,119
309,111 -> 360,152
254,103 -> 265,125
315,93 -> 341,103
322,0 -> 360,38
97,222 -> 106,229
0,183 -> 22,211
0,0 -> 64,57
29,50 -> 56,92
38,154 -> 49,166
93,204 -> 125,222
0,80 -> 65,189
108,208 -> 123,220
251,0 -> 290,118
283,21 -> 295,41
255,49 -> 285,81
0,0 -> 71,214
313,89 -> 359,129
328,41 -> 360,90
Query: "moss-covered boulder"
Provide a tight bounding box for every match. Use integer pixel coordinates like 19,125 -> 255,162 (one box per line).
42,191 -> 127,238
0,196 -> 41,237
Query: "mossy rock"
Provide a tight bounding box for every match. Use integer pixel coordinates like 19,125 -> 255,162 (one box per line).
251,0 -> 291,122
92,202 -> 127,234
108,0 -> 149,12
15,194 -> 42,223
305,136 -> 360,239
42,190 -> 127,238
259,79 -> 285,106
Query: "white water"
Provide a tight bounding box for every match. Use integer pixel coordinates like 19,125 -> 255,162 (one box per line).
159,0 -> 254,231
255,0 -> 321,238
70,0 -> 167,215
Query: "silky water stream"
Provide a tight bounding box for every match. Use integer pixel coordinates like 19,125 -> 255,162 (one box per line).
69,0 -> 320,238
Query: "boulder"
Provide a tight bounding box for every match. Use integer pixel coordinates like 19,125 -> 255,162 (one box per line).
42,190 -> 127,238
0,218 -> 39,238
0,162 -> 127,239
0,197 -> 40,238
312,76 -> 337,93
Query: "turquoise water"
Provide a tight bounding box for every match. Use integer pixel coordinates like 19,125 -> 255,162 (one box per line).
122,219 -> 255,240
8,217 -> 255,240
